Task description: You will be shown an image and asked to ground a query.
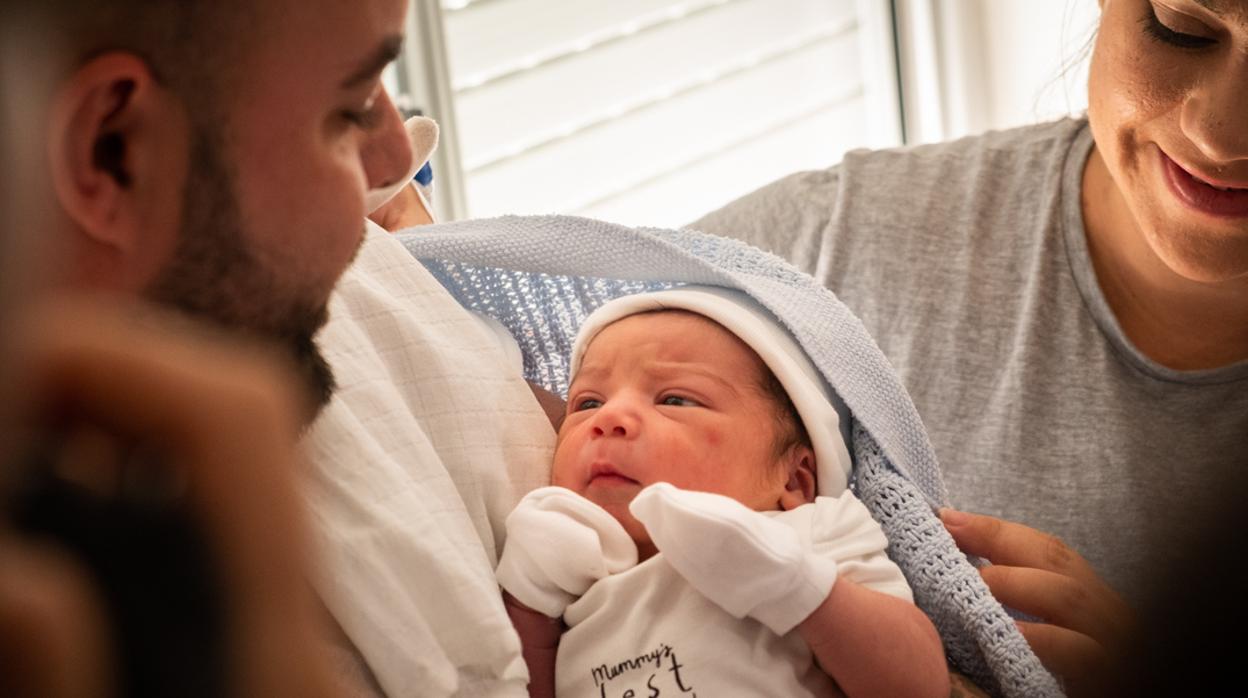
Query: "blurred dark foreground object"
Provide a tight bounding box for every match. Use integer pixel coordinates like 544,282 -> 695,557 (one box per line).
1105,472 -> 1247,697
7,426 -> 230,698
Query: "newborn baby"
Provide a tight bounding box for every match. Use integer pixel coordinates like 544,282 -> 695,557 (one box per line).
497,286 -> 948,697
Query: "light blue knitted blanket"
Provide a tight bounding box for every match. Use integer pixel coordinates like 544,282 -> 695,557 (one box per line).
398,215 -> 1063,698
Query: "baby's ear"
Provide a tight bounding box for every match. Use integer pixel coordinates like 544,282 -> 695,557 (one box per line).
778,446 -> 817,511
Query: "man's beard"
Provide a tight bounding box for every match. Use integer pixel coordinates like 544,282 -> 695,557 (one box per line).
145,126 -> 337,421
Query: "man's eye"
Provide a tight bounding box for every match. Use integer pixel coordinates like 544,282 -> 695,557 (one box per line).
1142,5 -> 1217,49
660,395 -> 700,407
575,398 -> 603,411
341,106 -> 382,129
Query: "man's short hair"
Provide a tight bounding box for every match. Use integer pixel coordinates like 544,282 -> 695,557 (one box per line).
22,1 -> 256,123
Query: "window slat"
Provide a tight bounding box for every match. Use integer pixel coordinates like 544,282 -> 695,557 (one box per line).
432,0 -> 897,226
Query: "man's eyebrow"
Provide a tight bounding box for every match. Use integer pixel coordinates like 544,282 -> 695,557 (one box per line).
341,35 -> 404,89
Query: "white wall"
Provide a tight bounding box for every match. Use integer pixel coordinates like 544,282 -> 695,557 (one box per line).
974,0 -> 1099,132
900,0 -> 1100,144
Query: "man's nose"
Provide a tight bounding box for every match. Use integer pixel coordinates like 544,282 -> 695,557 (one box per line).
590,404 -> 639,439
360,88 -> 414,191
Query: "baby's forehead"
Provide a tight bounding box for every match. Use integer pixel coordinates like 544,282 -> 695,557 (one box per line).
585,309 -> 775,381
598,308 -> 743,346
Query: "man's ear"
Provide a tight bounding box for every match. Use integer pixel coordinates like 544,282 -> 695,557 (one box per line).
46,52 -> 187,278
778,445 -> 817,511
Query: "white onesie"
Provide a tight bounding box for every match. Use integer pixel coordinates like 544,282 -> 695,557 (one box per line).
552,491 -> 912,697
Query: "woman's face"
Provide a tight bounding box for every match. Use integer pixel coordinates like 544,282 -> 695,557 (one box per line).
1087,0 -> 1248,283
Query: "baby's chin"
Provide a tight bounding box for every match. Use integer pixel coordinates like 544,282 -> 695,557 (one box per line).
581,490 -> 657,561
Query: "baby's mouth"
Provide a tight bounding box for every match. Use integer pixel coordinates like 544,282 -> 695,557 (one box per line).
588,462 -> 639,487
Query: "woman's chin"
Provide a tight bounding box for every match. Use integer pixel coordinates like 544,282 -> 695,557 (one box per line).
1145,221 -> 1248,285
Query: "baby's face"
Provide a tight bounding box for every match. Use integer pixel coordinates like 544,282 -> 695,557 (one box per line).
552,311 -> 791,555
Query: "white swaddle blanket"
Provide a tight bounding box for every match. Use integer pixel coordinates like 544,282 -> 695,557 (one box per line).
302,223 -> 552,697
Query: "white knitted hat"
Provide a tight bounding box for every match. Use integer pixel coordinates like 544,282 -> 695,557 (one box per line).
570,286 -> 853,496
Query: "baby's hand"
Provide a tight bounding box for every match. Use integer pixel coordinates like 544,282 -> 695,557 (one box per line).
629,483 -> 837,635
496,487 -> 637,618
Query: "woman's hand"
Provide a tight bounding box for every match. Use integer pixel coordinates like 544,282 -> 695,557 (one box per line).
940,509 -> 1134,696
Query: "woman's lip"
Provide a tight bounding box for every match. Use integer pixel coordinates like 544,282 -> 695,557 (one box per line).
1160,151 -> 1248,219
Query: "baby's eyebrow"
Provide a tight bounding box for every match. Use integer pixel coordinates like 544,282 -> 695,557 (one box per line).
570,363 -> 608,387
649,362 -> 740,396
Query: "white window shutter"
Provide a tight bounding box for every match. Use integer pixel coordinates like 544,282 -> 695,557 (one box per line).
401,0 -> 901,227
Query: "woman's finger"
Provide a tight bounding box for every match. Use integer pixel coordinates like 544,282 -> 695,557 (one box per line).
939,508 -> 1103,588
978,564 -> 1132,650
1015,621 -> 1111,697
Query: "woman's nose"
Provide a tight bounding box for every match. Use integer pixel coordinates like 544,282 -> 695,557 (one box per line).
360,88 -> 415,191
1181,63 -> 1248,165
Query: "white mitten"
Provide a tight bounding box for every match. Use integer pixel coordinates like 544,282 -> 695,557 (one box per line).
496,486 -> 638,618
629,482 -> 837,635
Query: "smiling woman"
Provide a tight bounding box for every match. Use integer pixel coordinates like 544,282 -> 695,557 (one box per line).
1085,0 -> 1248,344
691,0 -> 1248,694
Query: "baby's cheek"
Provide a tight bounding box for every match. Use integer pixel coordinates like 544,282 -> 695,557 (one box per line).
701,427 -> 725,447
549,444 -> 579,489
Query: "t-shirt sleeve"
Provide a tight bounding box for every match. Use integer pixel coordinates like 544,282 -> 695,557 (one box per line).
687,166 -> 845,279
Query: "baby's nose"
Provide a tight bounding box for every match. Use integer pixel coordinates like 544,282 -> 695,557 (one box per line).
592,424 -> 628,437
590,406 -> 637,439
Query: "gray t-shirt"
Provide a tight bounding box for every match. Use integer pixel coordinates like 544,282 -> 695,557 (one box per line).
691,118 -> 1248,604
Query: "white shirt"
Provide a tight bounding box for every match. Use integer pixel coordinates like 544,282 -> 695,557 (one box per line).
302,225 -> 554,697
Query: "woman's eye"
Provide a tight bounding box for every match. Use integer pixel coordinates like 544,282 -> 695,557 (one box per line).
1142,4 -> 1217,49
660,395 -> 700,407
574,398 -> 603,411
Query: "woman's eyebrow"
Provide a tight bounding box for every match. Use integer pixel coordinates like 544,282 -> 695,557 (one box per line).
341,35 -> 404,89
1192,0 -> 1225,15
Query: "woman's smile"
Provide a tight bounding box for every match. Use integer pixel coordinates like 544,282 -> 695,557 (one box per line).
1159,148 -> 1248,219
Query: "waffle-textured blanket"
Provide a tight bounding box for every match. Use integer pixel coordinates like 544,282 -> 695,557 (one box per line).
398,214 -> 1062,697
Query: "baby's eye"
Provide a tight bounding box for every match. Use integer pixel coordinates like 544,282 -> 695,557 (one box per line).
660,395 -> 701,407
574,398 -> 603,411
